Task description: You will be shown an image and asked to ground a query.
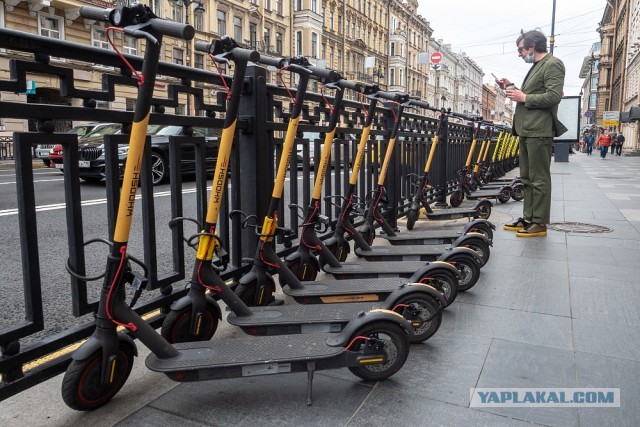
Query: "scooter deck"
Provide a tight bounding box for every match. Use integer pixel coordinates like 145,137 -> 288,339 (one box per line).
354,244 -> 449,261
466,189 -> 505,199
323,260 -> 429,279
426,207 -> 479,220
283,278 -> 404,302
227,303 -> 380,333
380,230 -> 462,246
147,333 -> 342,373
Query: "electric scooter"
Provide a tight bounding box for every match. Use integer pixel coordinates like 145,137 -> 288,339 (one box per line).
161,49 -> 446,345
61,7 -> 412,410
284,92 -> 483,305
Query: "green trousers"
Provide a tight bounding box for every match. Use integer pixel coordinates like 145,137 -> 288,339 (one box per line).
519,136 -> 553,224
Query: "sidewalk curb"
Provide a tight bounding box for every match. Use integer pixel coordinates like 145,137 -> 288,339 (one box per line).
0,160 -> 47,170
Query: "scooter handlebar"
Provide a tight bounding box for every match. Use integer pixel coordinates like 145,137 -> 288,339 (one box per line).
195,37 -> 259,63
80,5 -> 194,40
375,90 -> 409,103
448,110 -> 483,121
408,99 -> 433,110
306,65 -> 340,82
337,80 -> 378,95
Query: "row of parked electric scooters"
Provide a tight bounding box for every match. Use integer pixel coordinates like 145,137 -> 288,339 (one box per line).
53,4 -> 519,410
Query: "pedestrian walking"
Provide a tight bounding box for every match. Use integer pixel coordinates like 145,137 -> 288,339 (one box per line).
584,132 -> 595,155
609,132 -> 617,154
496,29 -> 566,238
596,129 -> 611,159
614,133 -> 625,156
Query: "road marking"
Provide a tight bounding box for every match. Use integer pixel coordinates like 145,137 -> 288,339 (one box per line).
0,186 -> 211,216
0,178 -> 65,185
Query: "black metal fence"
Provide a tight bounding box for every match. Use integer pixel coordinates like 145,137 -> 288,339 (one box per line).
0,27 -> 492,401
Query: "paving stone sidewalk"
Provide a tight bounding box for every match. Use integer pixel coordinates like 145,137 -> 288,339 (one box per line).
2,152 -> 639,427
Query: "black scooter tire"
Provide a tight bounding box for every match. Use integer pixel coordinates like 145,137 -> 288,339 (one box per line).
476,202 -> 492,220
511,185 -> 524,201
497,187 -> 511,204
448,254 -> 481,292
467,223 -> 494,242
161,304 -> 220,343
360,227 -> 376,246
234,275 -> 277,306
406,209 -> 419,230
323,240 -> 350,263
393,294 -> 442,343
62,343 -> 135,411
416,270 -> 459,307
348,321 -> 409,381
461,238 -> 491,266
286,257 -> 319,281
449,190 -> 464,208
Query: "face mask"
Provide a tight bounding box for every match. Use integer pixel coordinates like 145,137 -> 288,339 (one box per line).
524,52 -> 535,63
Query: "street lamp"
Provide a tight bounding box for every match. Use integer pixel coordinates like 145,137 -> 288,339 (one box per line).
173,0 -> 205,115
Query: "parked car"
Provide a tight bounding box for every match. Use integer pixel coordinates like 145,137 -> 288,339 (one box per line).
51,124 -> 220,185
36,123 -> 120,167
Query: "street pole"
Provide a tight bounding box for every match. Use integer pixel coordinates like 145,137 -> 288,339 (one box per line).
550,0 -> 557,54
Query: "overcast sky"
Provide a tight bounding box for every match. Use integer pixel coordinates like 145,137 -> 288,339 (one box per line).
418,0 -> 606,96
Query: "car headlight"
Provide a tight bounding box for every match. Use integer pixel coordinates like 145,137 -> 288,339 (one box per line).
117,146 -> 130,155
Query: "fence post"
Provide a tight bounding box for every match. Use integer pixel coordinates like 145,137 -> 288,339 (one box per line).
435,115 -> 449,207
234,64 -> 270,262
387,107 -> 400,230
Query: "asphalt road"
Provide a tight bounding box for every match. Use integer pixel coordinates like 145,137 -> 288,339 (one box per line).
0,163 -> 328,345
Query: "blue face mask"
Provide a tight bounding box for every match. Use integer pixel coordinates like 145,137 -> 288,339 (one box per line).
524,53 -> 535,63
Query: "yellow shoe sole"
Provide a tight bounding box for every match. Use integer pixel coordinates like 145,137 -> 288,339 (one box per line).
503,225 -> 524,231
516,231 -> 547,237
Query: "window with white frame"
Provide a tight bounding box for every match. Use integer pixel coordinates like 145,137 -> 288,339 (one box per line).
265,0 -> 271,11
389,68 -> 395,86
276,0 -> 283,15
311,0 -> 317,13
296,31 -> 302,56
172,2 -> 183,23
39,13 -> 63,40
264,28 -> 271,51
311,33 -> 317,58
234,17 -> 242,41
124,36 -> 137,55
150,0 -> 162,18
194,10 -> 204,31
194,53 -> 204,69
217,10 -> 226,35
276,32 -> 283,54
249,23 -> 257,49
173,47 -> 184,65
92,27 -> 110,50
295,0 -> 302,11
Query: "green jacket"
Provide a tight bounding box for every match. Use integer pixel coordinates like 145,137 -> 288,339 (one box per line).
513,54 -> 568,138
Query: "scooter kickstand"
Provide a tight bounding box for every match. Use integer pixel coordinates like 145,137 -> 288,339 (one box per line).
306,361 -> 316,406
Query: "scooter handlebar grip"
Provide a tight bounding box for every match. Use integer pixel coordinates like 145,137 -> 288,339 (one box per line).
337,79 -> 364,92
194,40 -> 213,53
306,65 -> 339,82
149,19 -> 194,41
231,47 -> 260,63
409,99 -> 431,109
259,54 -> 287,69
376,90 -> 405,102
79,6 -> 113,22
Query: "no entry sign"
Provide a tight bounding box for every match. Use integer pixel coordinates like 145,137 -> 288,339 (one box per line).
430,51 -> 442,64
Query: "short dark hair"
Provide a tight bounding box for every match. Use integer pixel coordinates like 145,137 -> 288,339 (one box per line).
516,30 -> 548,53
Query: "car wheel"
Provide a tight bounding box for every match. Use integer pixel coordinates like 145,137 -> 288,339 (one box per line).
150,151 -> 168,185
42,159 -> 51,167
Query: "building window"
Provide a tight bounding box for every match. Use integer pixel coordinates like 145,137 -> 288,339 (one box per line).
250,0 -> 257,4
194,53 -> 204,69
91,27 -> 109,50
311,0 -> 317,13
296,31 -> 302,56
589,93 -> 597,109
276,32 -> 283,54
150,0 -> 162,18
311,32 -> 318,58
39,14 -> 63,40
330,47 -> 334,67
265,0 -> 271,11
217,11 -> 226,35
234,16 -> 243,41
338,14 -> 342,31
124,35 -> 137,55
390,42 -> 395,56
390,68 -> 395,86
337,48 -> 342,68
399,69 -> 403,86
194,10 -> 204,31
249,23 -> 257,49
264,28 -> 271,51
295,0 -> 302,11
276,0 -> 283,15
330,11 -> 334,30
172,2 -> 183,23
173,48 -> 184,65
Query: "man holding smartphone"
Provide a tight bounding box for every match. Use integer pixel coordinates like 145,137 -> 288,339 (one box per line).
496,30 -> 566,237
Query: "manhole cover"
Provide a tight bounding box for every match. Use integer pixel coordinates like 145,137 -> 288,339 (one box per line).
548,222 -> 612,233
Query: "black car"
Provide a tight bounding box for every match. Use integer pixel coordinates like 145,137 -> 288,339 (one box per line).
76,124 -> 219,185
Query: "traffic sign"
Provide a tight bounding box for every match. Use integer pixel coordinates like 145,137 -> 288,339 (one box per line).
602,111 -> 620,127
430,51 -> 442,64
585,111 -> 592,118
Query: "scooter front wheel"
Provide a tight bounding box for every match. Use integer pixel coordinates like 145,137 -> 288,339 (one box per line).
405,209 -> 419,230
476,202 -> 492,220
161,304 -> 220,343
448,254 -> 481,292
392,294 -> 442,343
449,190 -> 464,208
62,343 -> 135,411
347,321 -> 409,381
417,270 -> 459,307
323,240 -> 350,263
359,227 -> 376,246
234,275 -> 277,306
286,257 -> 319,281
461,239 -> 491,266
497,187 -> 511,204
511,185 -> 524,201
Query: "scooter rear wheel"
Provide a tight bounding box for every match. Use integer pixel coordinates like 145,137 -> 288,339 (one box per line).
511,185 -> 524,201
449,190 -> 464,208
348,321 -> 409,381
416,270 -> 459,307
476,202 -> 492,220
62,343 -> 134,411
497,187 -> 511,204
359,227 -> 376,246
392,294 -> 442,343
405,209 -> 419,230
161,304 -> 219,343
461,239 -> 491,266
234,276 -> 277,306
448,254 -> 481,292
286,257 -> 319,281
467,223 -> 494,242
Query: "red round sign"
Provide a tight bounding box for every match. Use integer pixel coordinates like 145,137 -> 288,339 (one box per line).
430,51 -> 442,64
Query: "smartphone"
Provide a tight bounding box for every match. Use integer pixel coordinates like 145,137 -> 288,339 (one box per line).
491,73 -> 499,81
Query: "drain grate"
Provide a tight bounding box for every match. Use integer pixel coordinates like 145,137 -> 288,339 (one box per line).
548,222 -> 612,233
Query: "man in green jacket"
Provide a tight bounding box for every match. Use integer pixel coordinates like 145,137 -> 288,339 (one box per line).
497,30 -> 567,237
